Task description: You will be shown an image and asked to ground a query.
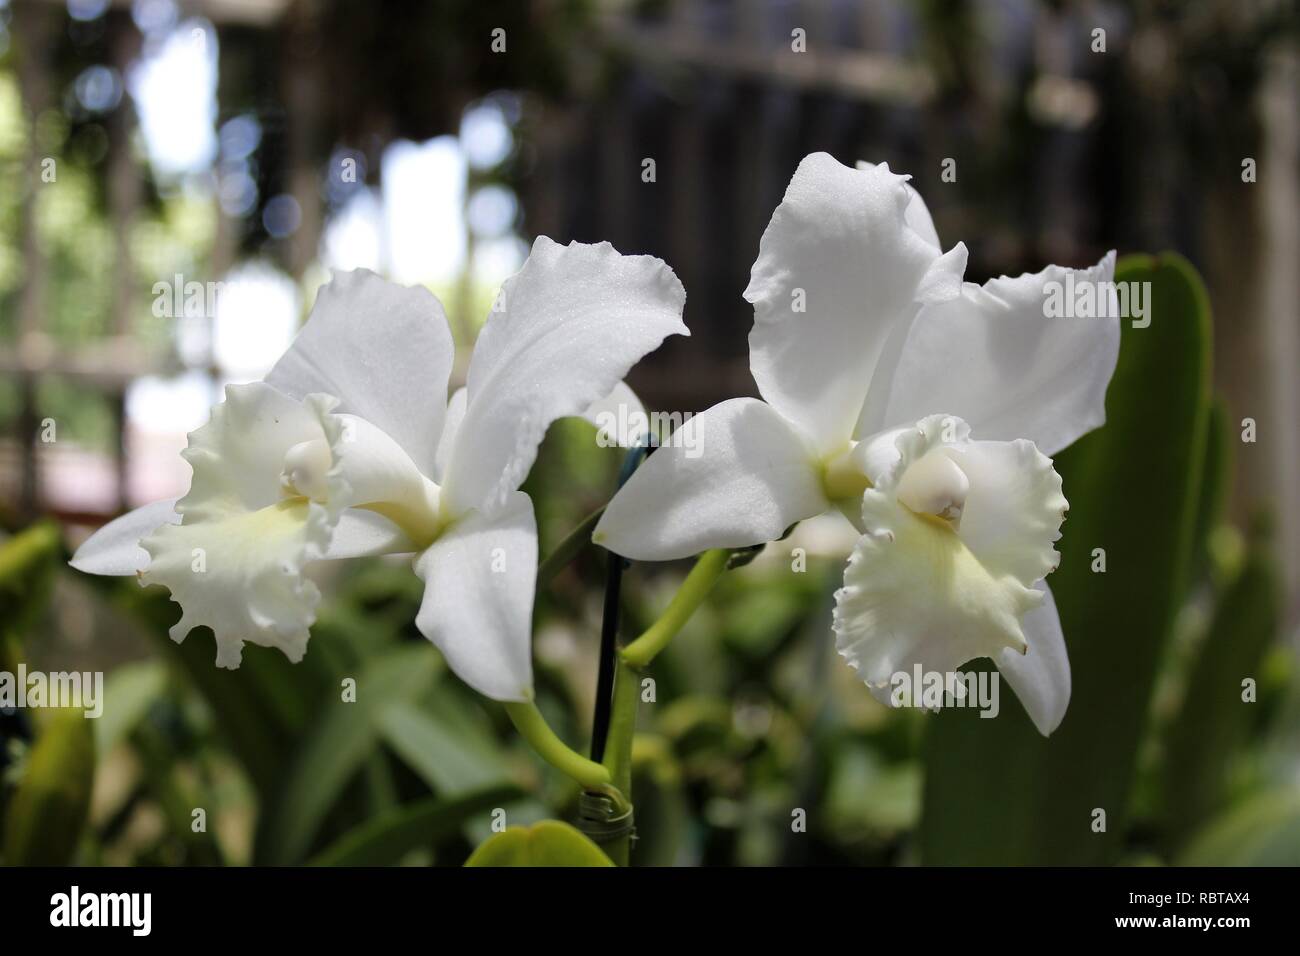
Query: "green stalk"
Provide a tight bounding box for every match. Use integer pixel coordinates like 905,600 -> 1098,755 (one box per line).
512,526 -> 730,864
503,701 -> 613,793
595,549 -> 731,864
596,659 -> 641,866
620,549 -> 730,668
602,660 -> 640,799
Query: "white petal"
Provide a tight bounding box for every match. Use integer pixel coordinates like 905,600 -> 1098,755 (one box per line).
433,386 -> 466,485
856,160 -> 940,248
869,251 -> 1120,454
903,184 -> 941,250
593,398 -> 829,560
745,153 -> 966,454
944,438 -> 1068,586
413,492 -> 537,701
69,498 -> 180,576
334,413 -> 443,548
266,269 -> 455,476
321,509 -> 415,560
582,380 -> 648,447
441,238 -> 687,519
850,426 -> 909,487
996,580 -> 1071,736
140,384 -> 348,668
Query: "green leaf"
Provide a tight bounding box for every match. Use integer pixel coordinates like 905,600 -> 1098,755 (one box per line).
256,644 -> 439,865
308,784 -> 524,866
3,708 -> 95,865
825,744 -> 921,838
95,659 -> 167,756
121,580 -> 371,801
129,720 -> 228,865
122,588 -> 290,797
464,820 -> 615,867
536,506 -> 604,589
1180,788 -> 1300,866
630,734 -> 689,866
921,253 -> 1213,864
380,696 -> 553,846
374,700 -> 512,795
1189,398 -> 1231,578
1162,524 -> 1280,847
0,522 -> 62,641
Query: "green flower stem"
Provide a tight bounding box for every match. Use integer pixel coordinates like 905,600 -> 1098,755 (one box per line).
596,549 -> 730,865
503,701 -> 615,796
601,659 -> 641,799
592,658 -> 640,867
620,549 -> 730,668
511,542 -> 729,865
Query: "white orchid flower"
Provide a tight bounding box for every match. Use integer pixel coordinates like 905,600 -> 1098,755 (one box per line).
71,238 -> 687,702
594,153 -> 1118,735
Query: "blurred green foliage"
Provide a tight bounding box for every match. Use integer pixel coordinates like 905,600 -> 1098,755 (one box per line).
0,260 -> 1294,866
3,706 -> 94,865
2,523 -> 94,864
1162,517 -> 1280,850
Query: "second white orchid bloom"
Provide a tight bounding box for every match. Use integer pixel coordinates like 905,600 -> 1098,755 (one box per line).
71,237 -> 688,702
595,153 -> 1119,735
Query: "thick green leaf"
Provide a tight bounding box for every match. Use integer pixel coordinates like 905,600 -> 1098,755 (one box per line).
465,820 -> 615,867
3,708 -> 95,865
257,644 -> 439,864
921,253 -> 1212,864
1162,525 -> 1280,847
629,735 -> 689,866
1189,398 -> 1231,578
309,783 -> 524,866
1179,788 -> 1300,866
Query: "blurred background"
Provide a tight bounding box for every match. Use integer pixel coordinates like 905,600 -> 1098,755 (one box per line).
1,0 -> 1298,866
